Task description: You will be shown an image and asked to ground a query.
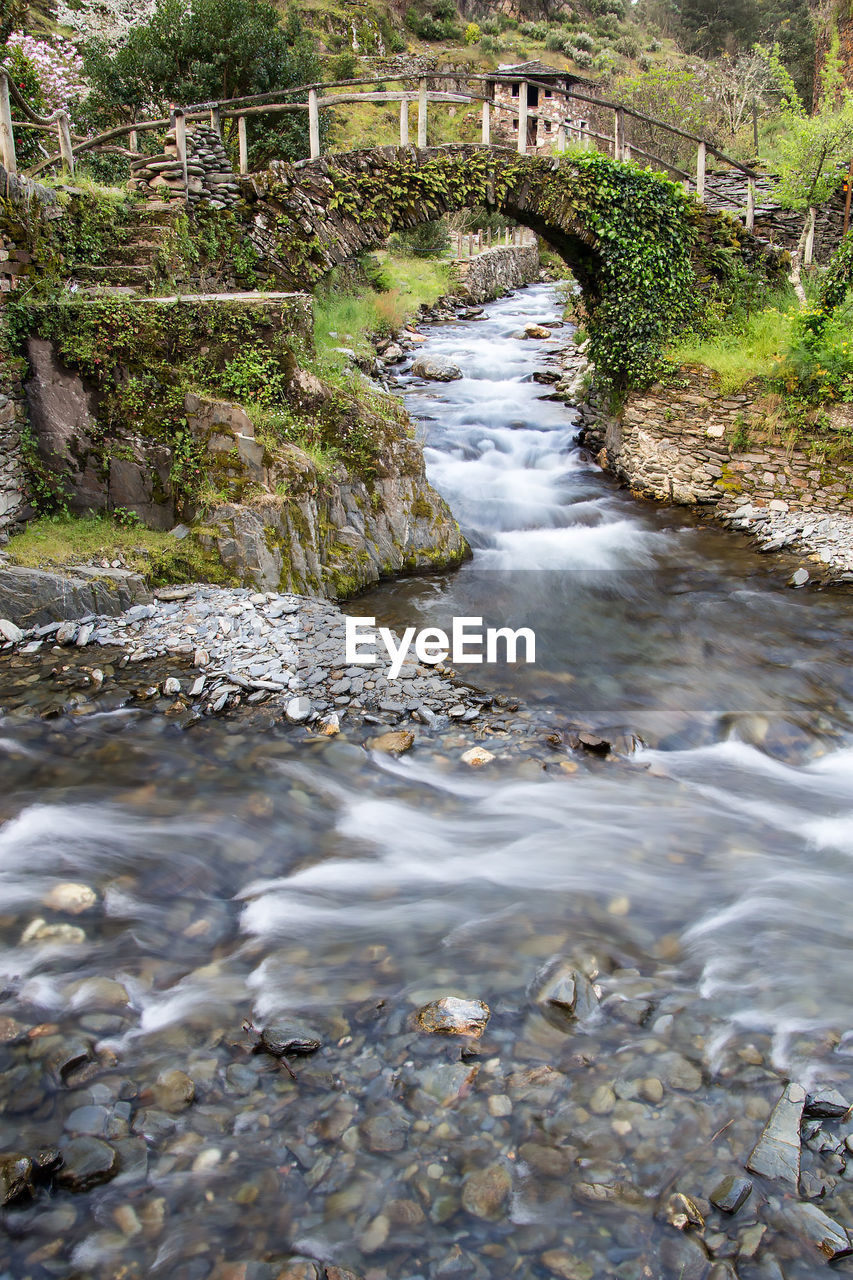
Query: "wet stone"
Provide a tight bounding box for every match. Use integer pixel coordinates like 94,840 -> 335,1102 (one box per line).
533,959 -> 599,1023
805,1086 -> 850,1119
461,1161 -> 512,1220
541,1252 -> 594,1280
417,996 -> 490,1037
361,1110 -> 409,1153
43,881 -> 96,914
369,729 -> 414,755
55,1137 -> 118,1191
0,1153 -> 33,1204
258,1024 -> 321,1057
747,1081 -> 805,1186
779,1201 -> 853,1260
659,1233 -> 710,1280
65,1104 -> 110,1136
152,1068 -> 195,1112
710,1173 -> 752,1214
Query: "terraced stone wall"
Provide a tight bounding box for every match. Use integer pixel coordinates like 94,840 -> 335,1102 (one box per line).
579,365 -> 853,517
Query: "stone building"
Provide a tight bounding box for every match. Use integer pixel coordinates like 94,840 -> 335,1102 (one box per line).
484,61 -> 599,153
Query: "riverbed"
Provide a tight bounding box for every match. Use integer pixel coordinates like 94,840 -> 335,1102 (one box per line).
3,283 -> 853,1278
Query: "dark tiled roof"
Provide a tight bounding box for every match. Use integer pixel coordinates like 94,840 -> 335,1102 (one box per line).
487,60 -> 597,87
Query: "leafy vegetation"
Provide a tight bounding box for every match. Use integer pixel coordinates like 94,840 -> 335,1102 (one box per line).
313,252 -> 451,371
81,0 -> 323,166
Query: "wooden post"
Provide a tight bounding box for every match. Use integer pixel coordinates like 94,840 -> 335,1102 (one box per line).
844,158 -> 853,237
0,71 -> 17,176
477,230 -> 482,253
57,112 -> 75,175
174,109 -> 188,201
488,226 -> 493,248
468,232 -> 473,257
804,206 -> 817,268
746,177 -> 755,233
418,79 -> 428,147
481,100 -> 490,146
129,129 -> 138,153
580,120 -> 590,151
308,88 -> 320,159
505,226 -> 510,245
624,143 -> 631,163
517,79 -> 528,155
399,97 -> 409,146
696,140 -> 706,202
614,105 -> 625,161
209,106 -> 220,132
556,122 -> 566,151
238,115 -> 248,174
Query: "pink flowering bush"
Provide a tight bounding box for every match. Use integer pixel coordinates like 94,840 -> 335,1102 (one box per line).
5,31 -> 86,117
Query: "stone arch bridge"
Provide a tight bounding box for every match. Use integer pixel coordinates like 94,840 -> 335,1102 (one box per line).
243,142 -> 779,305
241,143 -> 782,384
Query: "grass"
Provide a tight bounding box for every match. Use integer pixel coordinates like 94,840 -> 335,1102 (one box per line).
313,252 -> 451,371
669,301 -> 797,393
5,514 -> 229,586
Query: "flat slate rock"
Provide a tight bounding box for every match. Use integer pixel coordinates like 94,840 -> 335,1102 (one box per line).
779,1201 -> 853,1260
746,1081 -> 805,1186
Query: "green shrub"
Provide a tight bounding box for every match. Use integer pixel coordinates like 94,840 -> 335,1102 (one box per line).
772,303 -> 853,405
573,30 -> 594,51
615,35 -> 639,58
520,21 -> 548,39
464,21 -> 480,43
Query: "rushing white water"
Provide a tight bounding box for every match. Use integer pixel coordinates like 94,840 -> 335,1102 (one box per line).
4,282 -> 853,1277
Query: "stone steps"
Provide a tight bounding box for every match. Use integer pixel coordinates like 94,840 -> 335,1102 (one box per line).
73,264 -> 156,287
108,241 -> 162,265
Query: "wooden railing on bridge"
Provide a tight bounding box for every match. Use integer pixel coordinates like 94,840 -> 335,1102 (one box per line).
0,66 -> 761,232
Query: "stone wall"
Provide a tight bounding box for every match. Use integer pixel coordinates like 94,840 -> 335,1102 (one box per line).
0,168 -> 60,540
450,244 -> 539,303
704,172 -> 847,260
579,366 -> 853,517
0,333 -> 34,538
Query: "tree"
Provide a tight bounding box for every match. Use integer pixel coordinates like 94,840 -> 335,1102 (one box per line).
708,45 -> 792,138
82,0 -> 322,165
615,65 -> 715,167
774,32 -> 853,298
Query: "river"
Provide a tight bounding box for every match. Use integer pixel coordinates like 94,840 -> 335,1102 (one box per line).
3,282 -> 853,1277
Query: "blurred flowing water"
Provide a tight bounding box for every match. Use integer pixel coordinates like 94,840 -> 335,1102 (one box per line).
3,284 -> 853,1277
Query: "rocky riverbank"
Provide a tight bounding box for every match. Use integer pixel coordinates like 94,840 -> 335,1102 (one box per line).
555,334 -> 853,586
0,584 -> 635,770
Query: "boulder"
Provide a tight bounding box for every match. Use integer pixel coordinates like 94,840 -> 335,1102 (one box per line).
411,355 -> 463,382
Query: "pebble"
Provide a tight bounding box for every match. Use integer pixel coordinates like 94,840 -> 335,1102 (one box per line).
460,746 -> 495,767
0,618 -> 24,643
417,996 -> 490,1038
43,882 -> 96,914
153,1069 -> 195,1113
461,1162 -> 512,1220
55,1137 -> 118,1191
369,729 -> 414,755
285,696 -> 312,723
